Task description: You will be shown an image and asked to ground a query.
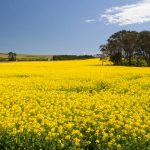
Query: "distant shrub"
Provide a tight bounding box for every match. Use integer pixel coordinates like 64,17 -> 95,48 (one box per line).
122,58 -> 147,67
8,52 -> 16,61
136,59 -> 147,67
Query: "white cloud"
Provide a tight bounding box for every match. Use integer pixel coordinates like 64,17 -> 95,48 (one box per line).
84,19 -> 96,23
101,0 -> 150,25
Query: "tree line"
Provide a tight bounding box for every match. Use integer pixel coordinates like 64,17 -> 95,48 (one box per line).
53,55 -> 94,61
100,30 -> 150,66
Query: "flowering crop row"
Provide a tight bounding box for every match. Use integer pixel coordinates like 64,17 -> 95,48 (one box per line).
0,59 -> 149,149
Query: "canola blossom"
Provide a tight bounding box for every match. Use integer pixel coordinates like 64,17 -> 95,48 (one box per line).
0,59 -> 149,149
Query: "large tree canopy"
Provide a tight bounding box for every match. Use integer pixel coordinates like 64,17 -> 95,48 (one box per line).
100,30 -> 150,66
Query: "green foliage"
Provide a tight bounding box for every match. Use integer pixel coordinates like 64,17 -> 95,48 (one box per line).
136,59 -> 147,67
110,53 -> 122,65
122,59 -> 147,67
0,129 -> 149,150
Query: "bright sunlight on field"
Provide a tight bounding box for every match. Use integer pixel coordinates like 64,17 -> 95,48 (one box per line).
0,59 -> 149,149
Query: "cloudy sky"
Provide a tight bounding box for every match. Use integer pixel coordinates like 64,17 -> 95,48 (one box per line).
0,0 -> 150,55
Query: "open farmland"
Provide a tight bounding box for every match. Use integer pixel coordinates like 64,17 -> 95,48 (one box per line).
0,53 -> 53,61
0,59 -> 149,149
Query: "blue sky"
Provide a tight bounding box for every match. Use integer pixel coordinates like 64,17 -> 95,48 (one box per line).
0,0 -> 150,55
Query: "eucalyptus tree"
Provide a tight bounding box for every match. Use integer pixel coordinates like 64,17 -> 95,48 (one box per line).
122,31 -> 139,65
99,44 -> 109,65
101,30 -> 139,65
138,31 -> 150,66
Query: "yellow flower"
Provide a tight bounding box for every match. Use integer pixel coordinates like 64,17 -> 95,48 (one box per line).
95,140 -> 100,144
12,128 -> 17,135
87,141 -> 91,145
86,128 -> 91,133
65,135 -> 71,140
0,59 -> 149,148
73,138 -> 80,146
117,144 -> 122,150
72,130 -> 81,135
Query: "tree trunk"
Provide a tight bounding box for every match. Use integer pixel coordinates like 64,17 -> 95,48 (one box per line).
128,55 -> 131,66
148,56 -> 150,67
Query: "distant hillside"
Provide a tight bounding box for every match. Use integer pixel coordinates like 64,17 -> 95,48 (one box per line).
0,53 -> 53,61
0,53 -> 94,61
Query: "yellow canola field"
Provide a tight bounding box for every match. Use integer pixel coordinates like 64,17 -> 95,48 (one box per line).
0,59 -> 149,149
